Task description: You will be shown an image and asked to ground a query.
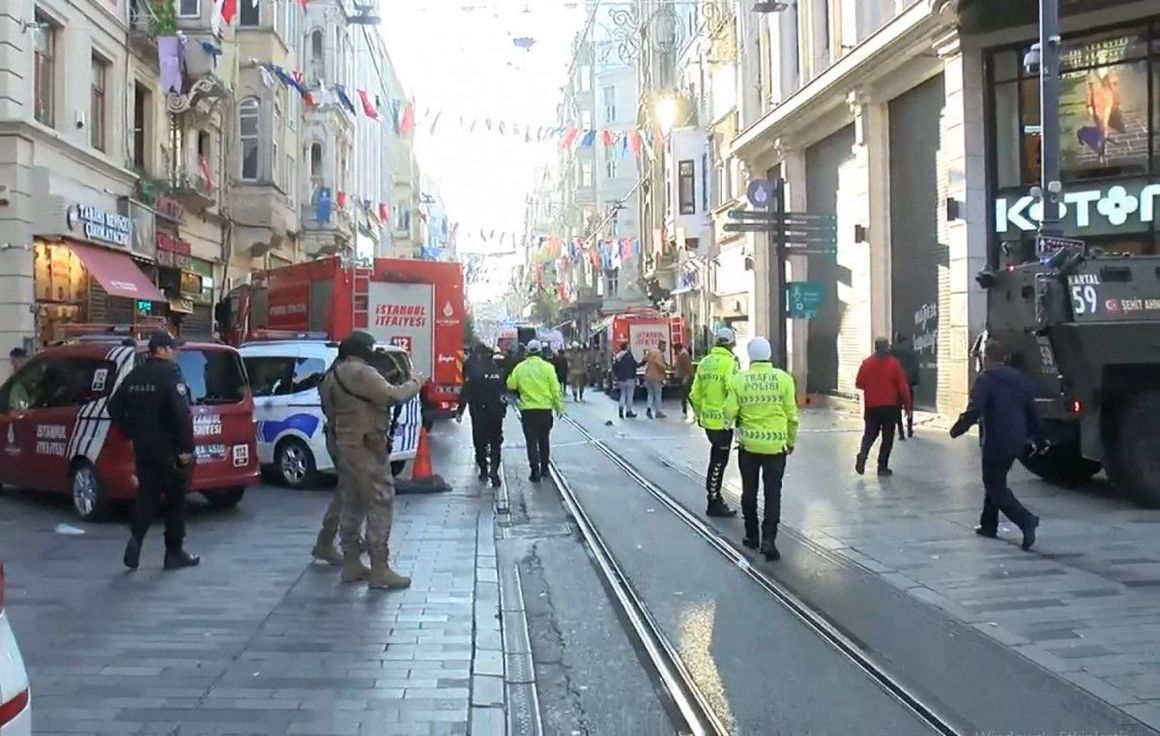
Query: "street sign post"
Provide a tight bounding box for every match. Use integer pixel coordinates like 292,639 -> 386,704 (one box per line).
1035,234 -> 1085,258
786,281 -> 825,319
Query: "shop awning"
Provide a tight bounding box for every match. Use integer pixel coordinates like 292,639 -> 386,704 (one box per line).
68,241 -> 166,302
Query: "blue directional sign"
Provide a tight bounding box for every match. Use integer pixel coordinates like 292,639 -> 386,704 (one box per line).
746,179 -> 775,209
786,281 -> 825,319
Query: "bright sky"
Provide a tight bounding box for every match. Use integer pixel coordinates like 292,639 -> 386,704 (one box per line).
378,1 -> 586,308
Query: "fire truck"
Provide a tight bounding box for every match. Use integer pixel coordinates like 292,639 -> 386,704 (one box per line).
215,256 -> 466,418
592,309 -> 687,394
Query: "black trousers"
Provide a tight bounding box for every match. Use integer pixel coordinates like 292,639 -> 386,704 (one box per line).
130,455 -> 190,550
678,380 -> 691,414
859,406 -> 900,470
705,429 -> 733,500
980,454 -> 1037,532
521,409 -> 554,475
471,410 -> 504,472
738,449 -> 786,542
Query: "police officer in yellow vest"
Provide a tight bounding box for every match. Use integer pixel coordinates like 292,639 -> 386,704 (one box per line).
688,327 -> 740,517
506,340 -> 565,483
723,336 -> 798,560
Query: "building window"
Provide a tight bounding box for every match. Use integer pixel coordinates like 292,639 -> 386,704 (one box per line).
132,83 -> 151,172
239,97 -> 260,181
309,29 -> 325,82
33,15 -> 55,126
580,161 -> 593,188
701,153 -> 709,213
989,27 -> 1155,186
579,65 -> 591,92
605,269 -> 619,297
605,149 -> 617,179
580,109 -> 592,130
177,0 -> 199,18
678,160 -> 695,215
239,0 -> 259,27
309,142 -> 323,189
90,53 -> 108,151
603,85 -> 616,122
196,130 -> 211,186
272,102 -> 283,187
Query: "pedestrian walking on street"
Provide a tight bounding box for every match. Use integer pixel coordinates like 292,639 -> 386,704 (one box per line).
854,337 -> 913,477
506,340 -> 565,483
551,347 -> 569,398
891,334 -> 920,440
644,341 -> 669,419
110,331 -> 199,571
612,341 -> 639,419
723,337 -> 798,560
567,344 -> 587,401
456,343 -> 507,488
674,342 -> 694,418
950,339 -> 1042,551
320,330 -> 422,588
689,327 -> 740,517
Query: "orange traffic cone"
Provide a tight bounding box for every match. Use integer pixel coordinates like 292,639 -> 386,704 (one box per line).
396,426 -> 451,494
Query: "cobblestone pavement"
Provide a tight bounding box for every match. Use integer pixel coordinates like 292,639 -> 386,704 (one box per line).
564,396 -> 1160,732
0,423 -> 506,736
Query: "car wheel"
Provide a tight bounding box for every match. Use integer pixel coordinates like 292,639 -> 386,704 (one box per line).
391,460 -> 406,477
205,487 -> 246,509
71,461 -> 109,522
275,438 -> 316,489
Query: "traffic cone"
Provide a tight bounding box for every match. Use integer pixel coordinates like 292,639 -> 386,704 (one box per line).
396,425 -> 452,494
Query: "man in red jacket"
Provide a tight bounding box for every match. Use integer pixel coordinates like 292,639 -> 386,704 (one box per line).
855,337 -> 913,476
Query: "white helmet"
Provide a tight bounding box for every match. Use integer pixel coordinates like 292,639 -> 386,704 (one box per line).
715,327 -> 736,345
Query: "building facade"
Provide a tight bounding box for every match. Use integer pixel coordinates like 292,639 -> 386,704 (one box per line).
728,0 -> 1159,414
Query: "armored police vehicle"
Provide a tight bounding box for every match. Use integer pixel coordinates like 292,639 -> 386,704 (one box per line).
981,249 -> 1160,507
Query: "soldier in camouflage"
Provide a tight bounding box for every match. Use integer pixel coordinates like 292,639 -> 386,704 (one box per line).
319,331 -> 422,589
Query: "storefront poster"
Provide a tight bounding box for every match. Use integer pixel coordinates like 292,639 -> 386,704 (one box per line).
1058,33 -> 1150,176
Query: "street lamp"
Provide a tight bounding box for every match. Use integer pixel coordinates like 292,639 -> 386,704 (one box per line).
654,95 -> 679,135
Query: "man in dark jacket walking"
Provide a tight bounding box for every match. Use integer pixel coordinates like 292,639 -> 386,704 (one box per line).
611,342 -> 639,419
891,334 -> 920,440
456,344 -> 507,488
950,339 -> 1041,550
855,338 -> 912,476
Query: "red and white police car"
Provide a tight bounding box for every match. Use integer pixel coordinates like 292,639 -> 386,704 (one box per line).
0,563 -> 30,735
0,327 -> 259,521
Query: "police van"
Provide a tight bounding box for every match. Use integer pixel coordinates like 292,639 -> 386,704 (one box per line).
239,334 -> 421,488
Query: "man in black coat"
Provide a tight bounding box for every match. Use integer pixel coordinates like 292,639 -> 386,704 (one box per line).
891,333 -> 920,439
950,339 -> 1042,550
457,343 -> 507,487
109,331 -> 200,570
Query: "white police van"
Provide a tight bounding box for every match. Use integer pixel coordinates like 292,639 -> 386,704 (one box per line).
239,335 -> 421,488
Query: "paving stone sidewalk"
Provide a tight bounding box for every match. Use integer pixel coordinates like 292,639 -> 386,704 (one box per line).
571,399 -> 1160,732
0,421 -> 510,736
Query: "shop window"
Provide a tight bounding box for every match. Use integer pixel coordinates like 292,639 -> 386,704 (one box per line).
239,97 -> 260,181
33,14 -> 55,126
1154,63 -> 1160,173
993,82 -> 1021,188
678,160 -> 695,215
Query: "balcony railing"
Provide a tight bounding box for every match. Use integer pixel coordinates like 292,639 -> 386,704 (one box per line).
168,159 -> 217,213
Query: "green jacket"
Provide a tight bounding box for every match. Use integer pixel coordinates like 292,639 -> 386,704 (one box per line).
723,362 -> 799,455
689,346 -> 738,430
506,355 -> 564,412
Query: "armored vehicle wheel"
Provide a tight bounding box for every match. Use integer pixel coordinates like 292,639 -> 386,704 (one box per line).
1019,440 -> 1101,487
1105,390 -> 1160,508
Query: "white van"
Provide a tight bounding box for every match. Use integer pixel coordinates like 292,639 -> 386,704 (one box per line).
239,339 -> 421,488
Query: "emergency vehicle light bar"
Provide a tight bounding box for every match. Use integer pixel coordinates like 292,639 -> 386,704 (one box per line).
249,330 -> 330,341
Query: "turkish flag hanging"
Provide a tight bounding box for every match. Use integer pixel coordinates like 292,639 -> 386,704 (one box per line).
400,104 -> 415,136
220,0 -> 237,24
336,191 -> 347,209
357,90 -> 379,120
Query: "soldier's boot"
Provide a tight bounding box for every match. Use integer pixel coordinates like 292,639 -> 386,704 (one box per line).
311,529 -> 343,566
341,551 -> 371,583
368,548 -> 412,590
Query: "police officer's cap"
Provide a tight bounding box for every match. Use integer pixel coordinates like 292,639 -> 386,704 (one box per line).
148,331 -> 185,351
715,327 -> 736,345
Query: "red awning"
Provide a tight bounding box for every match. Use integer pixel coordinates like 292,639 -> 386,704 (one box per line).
67,241 -> 166,302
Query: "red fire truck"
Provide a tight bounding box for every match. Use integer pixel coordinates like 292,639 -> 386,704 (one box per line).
592,309 -> 687,394
216,256 -> 466,418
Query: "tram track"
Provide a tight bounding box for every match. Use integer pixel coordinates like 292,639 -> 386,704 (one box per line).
551,413 -> 959,736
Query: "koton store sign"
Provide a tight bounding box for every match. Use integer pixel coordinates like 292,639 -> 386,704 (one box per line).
995,183 -> 1160,233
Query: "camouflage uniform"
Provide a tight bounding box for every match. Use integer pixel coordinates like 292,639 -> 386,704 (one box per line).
319,354 -> 420,587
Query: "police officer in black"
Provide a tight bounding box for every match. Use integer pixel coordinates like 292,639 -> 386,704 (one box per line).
456,343 -> 507,488
109,331 -> 200,571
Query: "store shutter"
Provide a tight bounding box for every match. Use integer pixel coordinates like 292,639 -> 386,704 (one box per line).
184,305 -> 214,338
804,125 -> 856,396
888,74 -> 946,411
